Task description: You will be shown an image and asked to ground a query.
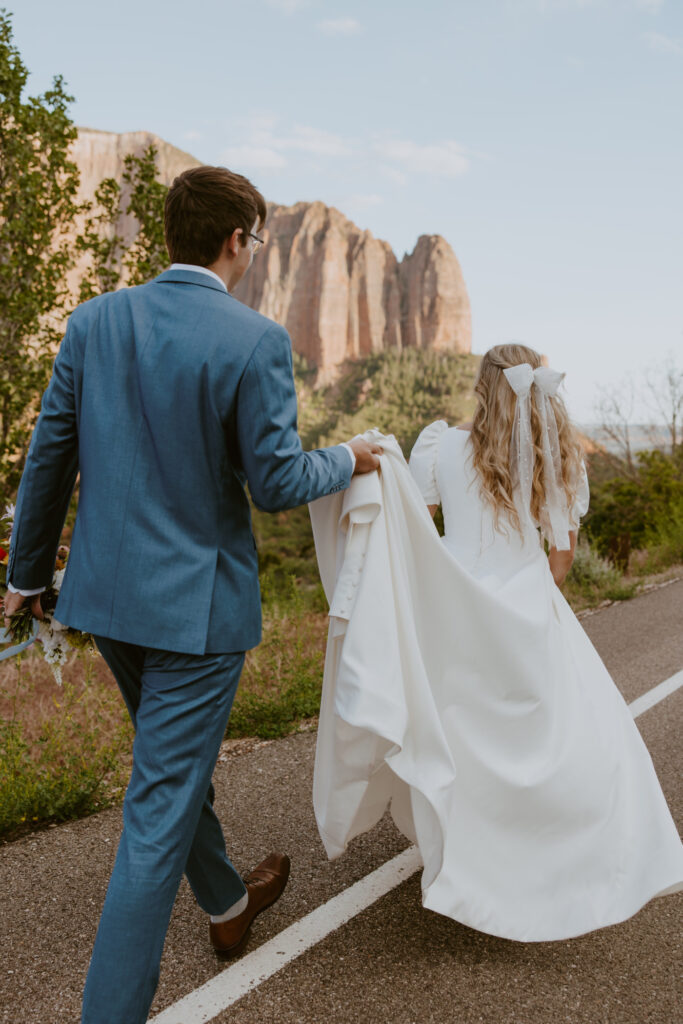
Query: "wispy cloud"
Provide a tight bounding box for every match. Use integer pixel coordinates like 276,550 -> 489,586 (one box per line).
266,0 -> 310,13
635,0 -> 665,12
221,119 -> 351,172
644,30 -> 683,53
285,125 -> 351,157
343,193 -> 383,209
220,116 -> 472,186
374,138 -> 469,178
221,144 -> 287,171
379,165 -> 409,186
531,0 -> 599,11
318,17 -> 362,35
183,130 -> 202,142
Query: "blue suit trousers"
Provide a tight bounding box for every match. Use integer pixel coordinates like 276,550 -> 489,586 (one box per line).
81,639 -> 247,1024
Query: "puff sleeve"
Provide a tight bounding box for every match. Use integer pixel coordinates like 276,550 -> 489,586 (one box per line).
409,420 -> 449,505
568,460 -> 590,530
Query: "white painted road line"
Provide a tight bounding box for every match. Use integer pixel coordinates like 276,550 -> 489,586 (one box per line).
150,668 -> 682,1024
150,846 -> 423,1024
629,670 -> 683,719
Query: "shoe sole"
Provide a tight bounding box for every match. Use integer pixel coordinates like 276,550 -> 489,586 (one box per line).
213,923 -> 253,960
212,875 -> 290,960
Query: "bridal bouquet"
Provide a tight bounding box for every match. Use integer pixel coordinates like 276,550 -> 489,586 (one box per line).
0,505 -> 96,683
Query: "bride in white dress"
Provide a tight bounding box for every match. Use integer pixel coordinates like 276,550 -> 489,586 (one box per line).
310,342 -> 683,942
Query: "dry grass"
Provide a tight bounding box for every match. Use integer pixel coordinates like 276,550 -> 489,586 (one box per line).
241,609 -> 328,697
0,647 -> 125,749
0,600 -> 330,839
0,648 -> 133,841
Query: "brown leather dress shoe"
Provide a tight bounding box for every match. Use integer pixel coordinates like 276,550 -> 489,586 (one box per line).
209,852 -> 291,959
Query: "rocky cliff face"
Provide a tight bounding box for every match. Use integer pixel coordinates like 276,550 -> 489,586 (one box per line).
399,235 -> 472,354
70,129 -> 471,377
234,201 -> 471,379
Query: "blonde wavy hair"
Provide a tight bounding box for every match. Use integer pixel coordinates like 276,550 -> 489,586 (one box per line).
469,343 -> 584,542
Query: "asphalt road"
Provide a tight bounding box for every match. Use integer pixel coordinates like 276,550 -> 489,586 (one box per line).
1,580 -> 681,1024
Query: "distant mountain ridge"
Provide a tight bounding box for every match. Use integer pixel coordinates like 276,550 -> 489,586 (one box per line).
69,128 -> 472,380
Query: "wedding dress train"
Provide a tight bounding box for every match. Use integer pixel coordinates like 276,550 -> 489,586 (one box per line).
309,426 -> 683,941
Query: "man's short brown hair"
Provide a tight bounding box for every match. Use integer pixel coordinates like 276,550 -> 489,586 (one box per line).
164,165 -> 267,266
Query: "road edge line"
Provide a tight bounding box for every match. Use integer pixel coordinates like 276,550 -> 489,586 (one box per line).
150,846 -> 422,1023
629,670 -> 683,719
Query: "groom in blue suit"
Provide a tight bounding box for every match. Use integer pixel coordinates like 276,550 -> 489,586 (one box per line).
4,165 -> 381,1024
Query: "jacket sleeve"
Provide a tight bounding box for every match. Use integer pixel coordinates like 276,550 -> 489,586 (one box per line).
235,324 -> 352,513
7,322 -> 80,590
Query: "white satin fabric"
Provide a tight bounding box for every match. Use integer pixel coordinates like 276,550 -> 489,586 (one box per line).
309,428 -> 683,942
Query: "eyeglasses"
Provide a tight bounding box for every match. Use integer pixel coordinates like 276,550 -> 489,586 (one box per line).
248,232 -> 264,254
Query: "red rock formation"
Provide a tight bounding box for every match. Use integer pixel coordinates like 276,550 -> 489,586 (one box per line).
235,202 -> 471,379
400,235 -> 471,353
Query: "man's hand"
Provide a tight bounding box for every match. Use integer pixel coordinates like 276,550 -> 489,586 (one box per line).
349,438 -> 382,475
3,590 -> 44,626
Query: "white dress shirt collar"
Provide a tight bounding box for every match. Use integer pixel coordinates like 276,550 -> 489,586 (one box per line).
169,263 -> 228,292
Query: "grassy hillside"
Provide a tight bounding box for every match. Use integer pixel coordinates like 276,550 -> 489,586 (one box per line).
296,348 -> 479,453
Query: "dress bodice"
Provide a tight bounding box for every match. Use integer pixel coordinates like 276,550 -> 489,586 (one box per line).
409,421 -> 589,581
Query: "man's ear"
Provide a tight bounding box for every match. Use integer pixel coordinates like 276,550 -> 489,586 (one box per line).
226,228 -> 243,259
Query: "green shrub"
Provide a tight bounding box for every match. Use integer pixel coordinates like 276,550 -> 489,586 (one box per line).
306,348 -> 479,455
567,538 -> 622,589
254,507 -> 322,600
229,578 -> 327,740
226,659 -> 322,740
563,538 -> 637,608
586,446 -> 683,570
0,659 -> 132,839
640,497 -> 683,573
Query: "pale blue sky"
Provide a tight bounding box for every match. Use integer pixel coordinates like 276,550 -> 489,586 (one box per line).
11,0 -> 683,421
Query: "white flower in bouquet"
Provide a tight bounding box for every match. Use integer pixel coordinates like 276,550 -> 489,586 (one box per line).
2,503 -> 15,545
1,505 -> 95,680
37,617 -> 69,685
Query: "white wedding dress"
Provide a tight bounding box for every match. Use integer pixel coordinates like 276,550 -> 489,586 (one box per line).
310,424 -> 683,942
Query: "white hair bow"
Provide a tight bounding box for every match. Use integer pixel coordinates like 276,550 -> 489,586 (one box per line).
502,363 -> 570,550
503,364 -> 565,398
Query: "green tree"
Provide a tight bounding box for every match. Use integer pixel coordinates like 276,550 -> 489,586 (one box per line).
306,348 -> 479,454
122,144 -> 168,286
0,9 -> 80,502
76,177 -> 124,302
76,144 -> 169,297
585,446 -> 683,568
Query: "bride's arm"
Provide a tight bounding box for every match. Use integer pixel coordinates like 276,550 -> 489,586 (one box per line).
548,531 -> 578,586
409,421 -> 447,518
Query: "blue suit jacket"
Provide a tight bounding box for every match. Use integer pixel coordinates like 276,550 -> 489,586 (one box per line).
7,269 -> 352,653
